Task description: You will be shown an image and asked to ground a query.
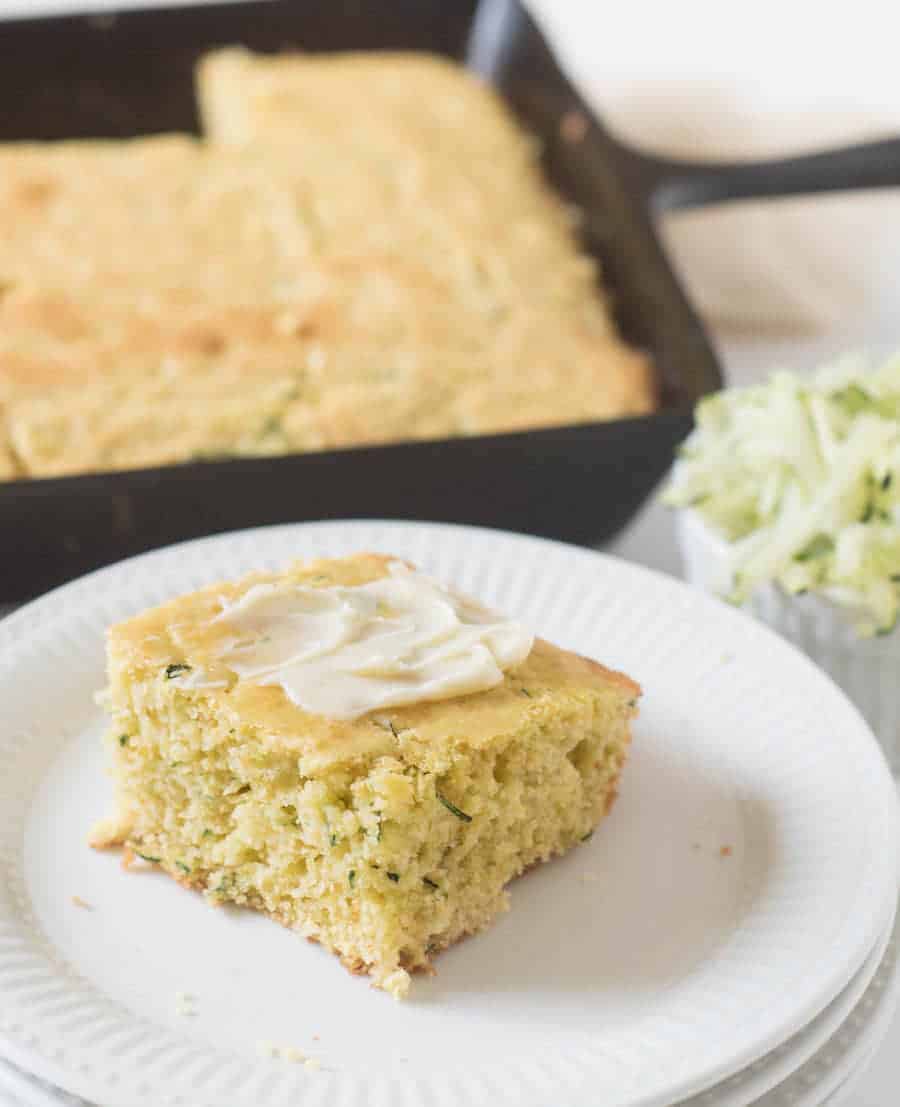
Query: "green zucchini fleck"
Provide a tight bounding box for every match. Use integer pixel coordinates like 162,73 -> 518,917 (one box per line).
135,850 -> 161,864
437,791 -> 472,823
348,870 -> 356,888
386,871 -> 400,883
118,734 -> 129,747
189,448 -> 236,462
176,861 -> 191,874
372,717 -> 400,738
422,877 -> 439,890
258,414 -> 283,439
164,663 -> 192,680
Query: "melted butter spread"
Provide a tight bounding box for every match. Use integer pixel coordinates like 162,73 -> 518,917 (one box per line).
212,561 -> 533,719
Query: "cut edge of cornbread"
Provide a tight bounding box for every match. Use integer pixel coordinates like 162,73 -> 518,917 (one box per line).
91,553 -> 639,997
195,47 -> 522,151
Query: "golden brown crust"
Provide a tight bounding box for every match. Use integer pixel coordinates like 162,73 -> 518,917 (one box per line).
0,52 -> 654,481
108,553 -> 641,772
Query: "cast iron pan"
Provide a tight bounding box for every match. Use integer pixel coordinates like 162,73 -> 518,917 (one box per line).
1,0 -> 899,599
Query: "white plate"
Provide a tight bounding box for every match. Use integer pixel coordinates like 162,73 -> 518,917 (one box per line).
758,898 -> 900,1107
1,903 -> 893,1107
676,893 -> 897,1107
0,521 -> 897,1107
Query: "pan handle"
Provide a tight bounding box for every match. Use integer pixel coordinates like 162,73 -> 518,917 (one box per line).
636,137 -> 900,212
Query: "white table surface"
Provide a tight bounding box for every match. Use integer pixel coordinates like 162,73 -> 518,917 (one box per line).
1,1 -> 899,1102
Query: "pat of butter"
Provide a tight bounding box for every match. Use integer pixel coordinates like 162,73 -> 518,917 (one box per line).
212,562 -> 533,720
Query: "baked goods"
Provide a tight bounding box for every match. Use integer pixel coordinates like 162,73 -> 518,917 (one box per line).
91,552 -> 639,996
199,49 -> 654,429
0,52 -> 654,481
0,136 -> 297,304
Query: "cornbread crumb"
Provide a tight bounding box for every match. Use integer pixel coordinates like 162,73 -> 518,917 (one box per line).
70,895 -> 93,910
257,1041 -> 320,1069
96,553 -> 639,996
720,845 -> 733,858
87,812 -> 132,849
381,968 -> 412,1000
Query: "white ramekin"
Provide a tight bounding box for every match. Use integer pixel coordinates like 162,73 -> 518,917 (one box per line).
677,509 -> 900,773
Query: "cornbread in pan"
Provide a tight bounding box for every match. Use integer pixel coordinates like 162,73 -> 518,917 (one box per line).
197,49 -> 653,415
0,51 -> 654,481
196,49 -> 530,158
5,329 -> 643,477
0,136 -> 303,304
92,553 -> 639,996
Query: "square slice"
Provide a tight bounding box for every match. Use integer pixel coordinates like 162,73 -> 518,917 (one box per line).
93,553 -> 639,996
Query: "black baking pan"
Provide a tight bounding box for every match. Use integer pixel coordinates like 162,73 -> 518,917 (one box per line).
2,0 -> 900,600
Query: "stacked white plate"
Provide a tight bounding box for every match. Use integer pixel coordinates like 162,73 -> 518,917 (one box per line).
0,521 -> 897,1107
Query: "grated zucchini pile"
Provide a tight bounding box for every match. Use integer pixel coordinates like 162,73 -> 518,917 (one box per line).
664,355 -> 900,635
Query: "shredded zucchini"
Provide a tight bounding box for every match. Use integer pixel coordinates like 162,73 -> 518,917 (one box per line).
664,354 -> 900,634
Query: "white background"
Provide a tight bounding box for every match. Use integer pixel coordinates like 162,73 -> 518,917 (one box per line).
1,0 -> 899,1102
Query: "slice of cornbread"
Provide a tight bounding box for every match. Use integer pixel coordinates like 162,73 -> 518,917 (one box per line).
93,553 -> 639,996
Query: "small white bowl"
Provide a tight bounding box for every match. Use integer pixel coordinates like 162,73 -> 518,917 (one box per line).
677,509 -> 900,773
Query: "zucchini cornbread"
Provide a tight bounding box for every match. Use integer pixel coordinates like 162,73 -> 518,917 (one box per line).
0,50 -> 653,480
91,553 -> 639,996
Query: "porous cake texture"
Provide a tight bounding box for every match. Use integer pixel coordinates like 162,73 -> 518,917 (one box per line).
0,51 -> 653,481
92,553 -> 639,996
